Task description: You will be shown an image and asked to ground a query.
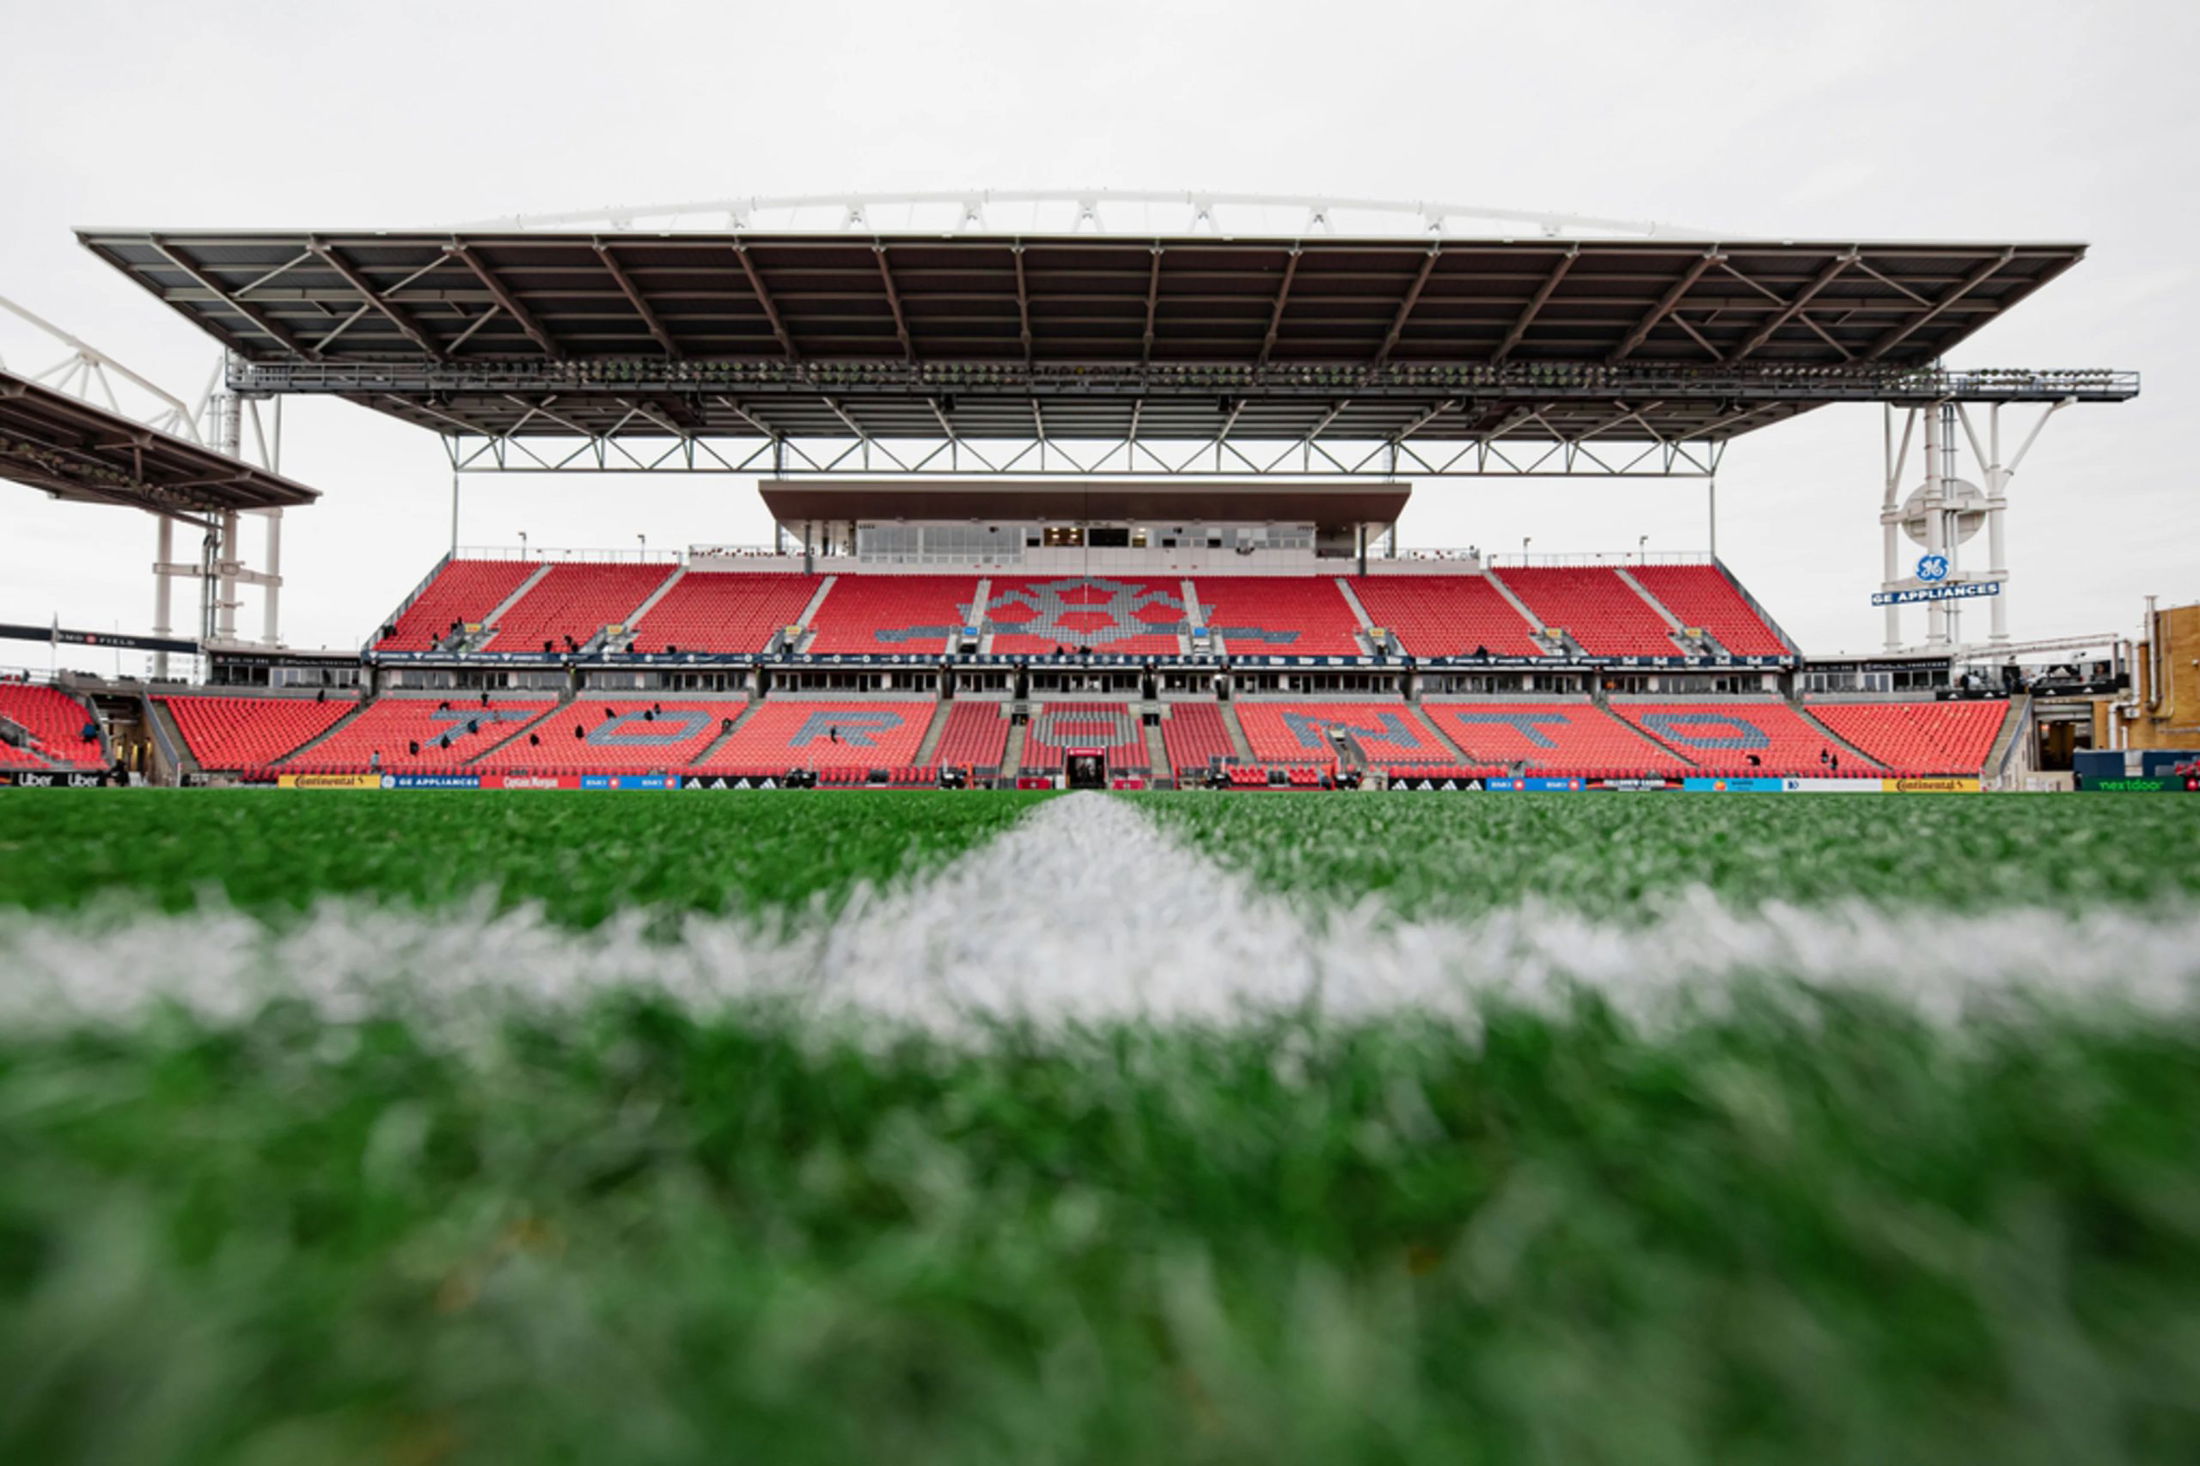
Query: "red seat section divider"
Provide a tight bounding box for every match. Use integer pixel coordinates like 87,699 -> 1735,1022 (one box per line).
1628,565 -> 1788,655
375,559 -> 536,651
627,573 -> 820,654
985,576 -> 1187,656
1351,576 -> 1544,658
1421,700 -> 1691,774
1494,567 -> 1678,657
1019,702 -> 1148,771
701,700 -> 934,770
161,695 -> 357,770
1193,577 -> 1363,655
1805,701 -> 2008,775
1235,702 -> 1451,766
805,577 -> 977,655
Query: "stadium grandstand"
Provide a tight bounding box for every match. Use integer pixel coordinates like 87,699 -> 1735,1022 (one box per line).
0,195 -> 2149,792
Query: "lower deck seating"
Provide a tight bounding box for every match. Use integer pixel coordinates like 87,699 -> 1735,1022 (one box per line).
1421,700 -> 1689,775
1160,702 -> 1234,778
284,699 -> 555,772
701,699 -> 935,772
1234,701 -> 1452,766
805,577 -> 976,655
1194,577 -> 1364,656
1805,701 -> 2008,775
1018,701 -> 1149,772
0,683 -> 106,767
161,695 -> 357,770
478,700 -> 737,772
935,700 -> 1011,772
1350,575 -> 1545,658
1611,700 -> 1884,775
986,576 -> 1187,656
627,572 -> 820,654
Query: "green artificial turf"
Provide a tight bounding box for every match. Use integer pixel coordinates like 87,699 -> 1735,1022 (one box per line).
2,788 -> 2197,1463
1141,792 -> 2200,920
0,790 -> 1048,928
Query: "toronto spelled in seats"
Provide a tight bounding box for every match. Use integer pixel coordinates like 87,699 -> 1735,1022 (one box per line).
478,700 -> 737,773
1805,701 -> 2008,775
1018,702 -> 1149,772
1628,565 -> 1788,655
1420,700 -> 1690,775
1494,567 -> 1679,657
701,700 -> 934,772
0,683 -> 107,767
1611,700 -> 1884,776
1234,701 -> 1451,766
1160,702 -> 1234,778
161,695 -> 357,770
1350,576 -> 1545,658
285,699 -> 556,772
935,701 -> 1011,771
1194,577 -> 1364,655
376,559 -> 536,651
986,576 -> 1186,656
805,577 -> 977,654
488,563 -> 674,652
627,572 -> 820,654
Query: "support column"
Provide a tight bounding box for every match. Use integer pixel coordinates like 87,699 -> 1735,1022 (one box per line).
1881,405 -> 1908,653
262,508 -> 283,647
1921,403 -> 1946,649
152,514 -> 174,680
1984,405 -> 2010,645
1707,477 -> 1718,560
217,509 -> 240,643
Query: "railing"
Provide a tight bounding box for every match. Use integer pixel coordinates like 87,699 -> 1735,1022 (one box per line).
1474,550 -> 1715,568
454,545 -> 683,564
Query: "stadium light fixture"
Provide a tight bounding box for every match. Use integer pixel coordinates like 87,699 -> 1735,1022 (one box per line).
518,531 -> 528,557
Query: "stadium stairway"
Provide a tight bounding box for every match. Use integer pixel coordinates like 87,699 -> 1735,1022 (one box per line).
473,564 -> 552,646
687,701 -> 763,767
615,568 -> 687,643
1219,702 -> 1256,764
463,691 -> 576,765
142,698 -> 195,782
1613,566 -> 1695,648
270,697 -> 378,766
912,700 -> 953,765
1414,709 -> 1478,766
1985,696 -> 2028,776
1793,702 -> 1885,771
1142,711 -> 1169,775
1001,715 -> 1028,780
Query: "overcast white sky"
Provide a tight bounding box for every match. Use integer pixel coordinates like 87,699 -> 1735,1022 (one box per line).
2,0 -> 2192,666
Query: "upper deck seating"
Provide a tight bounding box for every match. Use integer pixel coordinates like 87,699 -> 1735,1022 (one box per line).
1420,700 -> 1691,775
487,563 -> 674,653
1193,577 -> 1364,656
1235,701 -> 1451,766
627,572 -> 820,654
375,559 -> 536,651
1351,575 -> 1545,658
805,576 -> 977,655
1611,700 -> 1885,776
1805,701 -> 2009,775
0,683 -> 106,767
1018,702 -> 1149,772
478,700 -> 735,772
284,699 -> 555,772
700,700 -> 935,772
935,701 -> 1011,772
985,576 -> 1187,656
1494,567 -> 1680,657
1160,702 -> 1234,778
160,695 -> 357,770
1628,565 -> 1789,656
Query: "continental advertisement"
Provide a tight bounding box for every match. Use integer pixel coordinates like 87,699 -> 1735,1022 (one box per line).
1881,777 -> 1982,793
276,773 -> 384,790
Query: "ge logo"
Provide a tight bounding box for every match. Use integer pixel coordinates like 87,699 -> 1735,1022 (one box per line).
1916,554 -> 1950,583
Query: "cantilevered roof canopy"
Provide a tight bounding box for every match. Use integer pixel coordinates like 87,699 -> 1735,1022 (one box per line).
759,479 -> 1409,525
0,368 -> 317,516
75,229 -> 2113,447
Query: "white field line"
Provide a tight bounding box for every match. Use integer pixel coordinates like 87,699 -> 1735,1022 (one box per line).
1,792 -> 2197,1037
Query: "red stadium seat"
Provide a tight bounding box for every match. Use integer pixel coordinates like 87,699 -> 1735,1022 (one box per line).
1351,576 -> 1545,658
291,698 -> 557,772
1610,700 -> 1885,776
935,701 -> 1011,771
486,563 -> 676,652
1628,565 -> 1789,656
805,576 -> 977,655
1234,702 -> 1451,766
478,700 -> 737,772
627,572 -> 820,654
1421,701 -> 1690,774
161,695 -> 358,770
1494,567 -> 1679,657
986,576 -> 1187,656
1805,701 -> 2008,775
0,683 -> 107,768
1160,702 -> 1234,778
374,559 -> 537,651
1193,577 -> 1364,656
700,700 -> 935,770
